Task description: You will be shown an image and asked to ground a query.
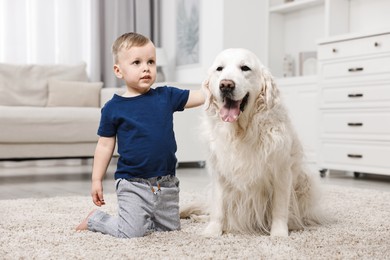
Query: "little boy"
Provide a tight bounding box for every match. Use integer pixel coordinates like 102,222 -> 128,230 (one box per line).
76,32 -> 204,238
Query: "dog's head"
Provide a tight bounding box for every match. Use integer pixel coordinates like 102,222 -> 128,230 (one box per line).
203,48 -> 279,123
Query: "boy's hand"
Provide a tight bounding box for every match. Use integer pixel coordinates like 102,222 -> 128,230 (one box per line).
91,180 -> 105,207
185,89 -> 206,109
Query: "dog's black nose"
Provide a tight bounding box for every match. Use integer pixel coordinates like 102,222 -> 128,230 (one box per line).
219,80 -> 235,92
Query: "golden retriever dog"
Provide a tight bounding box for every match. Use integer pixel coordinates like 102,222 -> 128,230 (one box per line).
180,48 -> 326,237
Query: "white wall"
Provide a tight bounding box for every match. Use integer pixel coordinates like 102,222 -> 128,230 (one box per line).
223,0 -> 267,62
349,0 -> 390,34
161,0 -> 267,84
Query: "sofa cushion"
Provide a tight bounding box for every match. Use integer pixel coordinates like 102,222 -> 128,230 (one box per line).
0,63 -> 88,107
0,106 -> 100,143
47,80 -> 103,107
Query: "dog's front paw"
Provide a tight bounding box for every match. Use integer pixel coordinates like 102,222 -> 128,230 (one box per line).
270,221 -> 288,237
203,221 -> 223,237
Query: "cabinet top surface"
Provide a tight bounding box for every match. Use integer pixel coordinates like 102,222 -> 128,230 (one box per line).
318,29 -> 390,45
269,0 -> 324,14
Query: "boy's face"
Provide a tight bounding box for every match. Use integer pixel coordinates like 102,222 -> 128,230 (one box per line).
114,41 -> 157,96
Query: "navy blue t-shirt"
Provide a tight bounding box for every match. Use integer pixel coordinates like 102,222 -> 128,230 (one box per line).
98,86 -> 190,180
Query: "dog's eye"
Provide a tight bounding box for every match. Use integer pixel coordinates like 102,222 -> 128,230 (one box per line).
241,65 -> 251,72
216,66 -> 223,72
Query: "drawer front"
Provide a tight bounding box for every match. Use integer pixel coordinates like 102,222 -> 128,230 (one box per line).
321,56 -> 390,81
321,142 -> 390,169
321,84 -> 390,108
318,33 -> 390,60
321,111 -> 390,139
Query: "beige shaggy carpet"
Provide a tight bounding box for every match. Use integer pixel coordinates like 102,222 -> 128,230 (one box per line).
0,184 -> 389,260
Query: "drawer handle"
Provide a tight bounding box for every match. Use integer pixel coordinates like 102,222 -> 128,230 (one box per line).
347,154 -> 363,159
374,42 -> 380,47
348,67 -> 364,72
348,93 -> 363,98
332,48 -> 337,53
347,122 -> 363,127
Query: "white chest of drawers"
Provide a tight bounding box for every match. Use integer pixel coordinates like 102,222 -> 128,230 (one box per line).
318,31 -> 390,177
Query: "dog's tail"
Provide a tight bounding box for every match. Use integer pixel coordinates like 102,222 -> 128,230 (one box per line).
290,171 -> 331,229
180,200 -> 209,222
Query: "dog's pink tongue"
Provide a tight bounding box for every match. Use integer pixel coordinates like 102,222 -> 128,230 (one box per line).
220,100 -> 241,122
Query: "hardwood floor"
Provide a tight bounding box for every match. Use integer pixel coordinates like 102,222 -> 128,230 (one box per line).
0,159 -> 389,200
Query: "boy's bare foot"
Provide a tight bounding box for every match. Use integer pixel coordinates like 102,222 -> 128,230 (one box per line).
76,209 -> 96,231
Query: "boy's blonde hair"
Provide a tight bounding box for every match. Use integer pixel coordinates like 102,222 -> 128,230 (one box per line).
112,32 -> 151,63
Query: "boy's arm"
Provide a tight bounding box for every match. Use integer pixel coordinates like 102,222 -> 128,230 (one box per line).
185,89 -> 205,109
91,136 -> 116,206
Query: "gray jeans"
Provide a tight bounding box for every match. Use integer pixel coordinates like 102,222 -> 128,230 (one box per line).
87,175 -> 180,238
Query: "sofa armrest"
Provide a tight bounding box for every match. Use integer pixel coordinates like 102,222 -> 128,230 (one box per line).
100,87 -> 126,107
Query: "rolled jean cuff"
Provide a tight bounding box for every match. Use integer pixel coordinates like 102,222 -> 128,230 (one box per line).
87,209 -> 104,232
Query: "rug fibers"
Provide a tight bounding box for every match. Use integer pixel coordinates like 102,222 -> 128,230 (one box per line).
0,185 -> 389,259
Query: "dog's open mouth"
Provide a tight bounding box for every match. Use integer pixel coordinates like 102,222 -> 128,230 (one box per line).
220,93 -> 249,122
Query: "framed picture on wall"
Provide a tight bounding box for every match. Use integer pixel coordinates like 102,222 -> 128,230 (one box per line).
176,0 -> 200,67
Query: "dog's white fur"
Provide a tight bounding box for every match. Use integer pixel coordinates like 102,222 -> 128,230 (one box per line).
180,48 -> 325,237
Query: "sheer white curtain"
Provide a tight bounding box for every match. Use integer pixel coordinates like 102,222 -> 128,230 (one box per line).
0,0 -> 97,78
0,0 -> 159,86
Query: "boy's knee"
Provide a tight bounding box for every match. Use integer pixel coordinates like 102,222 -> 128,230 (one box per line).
118,226 -> 148,238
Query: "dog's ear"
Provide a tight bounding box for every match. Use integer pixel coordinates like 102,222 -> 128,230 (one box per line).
202,78 -> 216,111
256,68 -> 280,110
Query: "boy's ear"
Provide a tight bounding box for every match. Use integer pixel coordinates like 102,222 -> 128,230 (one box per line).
113,64 -> 123,79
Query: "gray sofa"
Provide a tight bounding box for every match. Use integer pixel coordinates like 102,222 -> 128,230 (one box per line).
0,62 -> 119,160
